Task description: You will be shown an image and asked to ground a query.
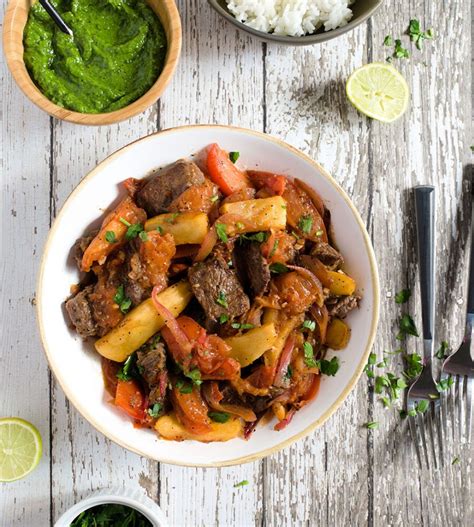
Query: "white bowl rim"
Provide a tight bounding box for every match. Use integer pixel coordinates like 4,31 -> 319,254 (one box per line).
36,124 -> 380,467
54,488 -> 167,527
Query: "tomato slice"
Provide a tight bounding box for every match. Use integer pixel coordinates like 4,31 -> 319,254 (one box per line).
115,379 -> 146,421
171,385 -> 212,435
247,170 -> 287,196
206,143 -> 250,196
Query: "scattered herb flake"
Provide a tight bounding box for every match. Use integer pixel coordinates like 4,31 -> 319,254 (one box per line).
125,223 -> 144,241
316,356 -> 340,376
397,314 -> 419,339
269,262 -> 289,274
436,375 -> 454,392
415,399 -> 429,414
393,39 -> 410,59
403,353 -> 423,380
216,291 -> 228,308
147,403 -> 162,418
105,230 -> 117,243
298,215 -> 313,234
234,480 -> 249,488
175,379 -> 193,394
219,314 -> 229,324
165,212 -> 180,224
119,217 -> 131,227
408,19 -> 434,50
229,151 -> 240,163
185,368 -> 202,386
435,341 -> 449,360
231,322 -> 255,330
365,421 -> 379,430
156,225 -> 164,234
269,239 -> 279,258
209,411 -> 230,423
139,230 -> 148,242
384,35 -> 393,46
302,320 -> 316,332
116,353 -> 137,381
239,231 -> 268,243
216,222 -> 228,243
303,341 -> 317,368
452,456 -> 460,465
395,289 -> 411,304
113,285 -> 132,314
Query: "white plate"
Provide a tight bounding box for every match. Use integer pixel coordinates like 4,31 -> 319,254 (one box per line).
37,125 -> 380,467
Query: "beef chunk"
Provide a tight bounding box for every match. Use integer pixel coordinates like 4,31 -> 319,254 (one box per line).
311,242 -> 343,270
188,253 -> 250,322
136,160 -> 205,215
234,242 -> 270,297
65,285 -> 98,338
71,230 -> 98,270
137,340 -> 168,406
327,294 -> 361,318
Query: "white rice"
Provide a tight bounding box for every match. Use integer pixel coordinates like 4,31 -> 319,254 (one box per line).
226,0 -> 353,37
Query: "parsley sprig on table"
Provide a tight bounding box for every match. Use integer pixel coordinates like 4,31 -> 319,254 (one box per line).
384,19 -> 434,62
408,19 -> 434,50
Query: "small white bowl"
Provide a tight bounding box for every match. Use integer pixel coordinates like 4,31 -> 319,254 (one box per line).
54,487 -> 168,526
37,125 -> 380,467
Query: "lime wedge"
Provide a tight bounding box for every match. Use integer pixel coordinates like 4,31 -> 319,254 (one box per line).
346,63 -> 409,123
0,418 -> 42,482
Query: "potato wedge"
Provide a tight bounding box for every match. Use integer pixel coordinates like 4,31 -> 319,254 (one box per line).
219,196 -> 287,232
325,318 -> 351,350
145,211 -> 209,245
327,271 -> 356,296
225,323 -> 278,367
155,413 -> 243,442
95,281 -> 193,362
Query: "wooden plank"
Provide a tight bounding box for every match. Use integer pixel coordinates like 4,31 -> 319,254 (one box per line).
157,2 -> 265,526
0,38 -> 52,526
369,0 -> 473,525
49,110 -> 161,521
263,24 -> 372,526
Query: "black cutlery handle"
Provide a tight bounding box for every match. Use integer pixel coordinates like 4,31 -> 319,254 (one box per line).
467,198 -> 474,315
38,0 -> 73,36
415,186 -> 435,341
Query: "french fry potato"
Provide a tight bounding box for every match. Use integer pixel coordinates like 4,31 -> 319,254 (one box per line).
264,315 -> 302,366
155,413 -> 243,442
327,271 -> 356,296
219,196 -> 287,232
95,281 -> 193,362
325,318 -> 351,350
144,212 -> 209,245
225,323 -> 277,367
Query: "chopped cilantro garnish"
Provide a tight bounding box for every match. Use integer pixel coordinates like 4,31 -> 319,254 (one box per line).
239,231 -> 268,243
452,456 -> 460,465
317,357 -> 340,376
303,341 -> 317,368
234,480 -> 249,488
435,341 -> 449,360
415,399 -> 429,414
231,322 -> 255,330
395,289 -> 411,304
156,225 -> 164,234
436,375 -> 454,392
302,320 -> 316,332
175,379 -> 193,394
116,353 -> 137,381
209,411 -> 230,423
125,223 -> 144,241
403,353 -> 423,380
298,215 -> 313,234
365,421 -> 378,430
229,151 -> 240,163
216,291 -> 228,308
383,35 -> 393,46
147,403 -> 162,418
139,230 -> 148,242
269,262 -> 289,274
269,239 -> 279,258
216,222 -> 228,243
408,19 -> 434,50
105,230 -> 117,243
165,212 -> 180,224
113,285 -> 132,314
397,314 -> 419,339
393,39 -> 410,59
119,217 -> 131,227
219,314 -> 229,324
185,368 -> 202,386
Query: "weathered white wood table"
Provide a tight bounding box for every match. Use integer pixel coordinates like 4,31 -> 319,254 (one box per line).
1,1 -> 472,525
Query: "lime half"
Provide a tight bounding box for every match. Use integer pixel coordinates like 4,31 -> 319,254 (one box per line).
346,63 -> 409,123
0,418 -> 42,482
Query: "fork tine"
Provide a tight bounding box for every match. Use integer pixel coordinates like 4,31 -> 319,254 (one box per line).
417,413 -> 431,469
408,416 -> 423,468
429,406 -> 439,469
458,375 -> 465,443
466,377 -> 473,443
440,389 -> 449,459
449,376 -> 458,443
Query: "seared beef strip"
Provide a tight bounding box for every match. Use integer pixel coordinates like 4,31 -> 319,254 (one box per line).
234,242 -> 270,297
188,251 -> 250,322
311,241 -> 343,270
136,160 -> 206,216
65,285 -> 98,338
327,294 -> 361,318
137,340 -> 168,406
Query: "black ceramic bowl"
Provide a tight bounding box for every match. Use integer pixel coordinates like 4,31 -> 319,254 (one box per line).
208,0 -> 383,45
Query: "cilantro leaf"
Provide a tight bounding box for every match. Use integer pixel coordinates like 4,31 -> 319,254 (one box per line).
209,411 -> 230,423
393,39 -> 410,59
219,314 -> 229,324
139,230 -> 148,242
316,356 -> 340,376
105,230 -> 117,243
165,212 -> 180,224
234,480 -> 249,488
298,215 -> 313,234
302,320 -> 316,332
231,322 -> 255,330
125,223 -> 144,241
239,231 -> 268,243
116,353 -> 137,381
403,353 -> 423,380
365,421 -> 378,430
185,368 -> 202,386
397,314 -> 419,339
435,341 -> 449,360
113,285 -> 132,314
216,222 -> 228,243
436,375 -> 454,392
269,262 -> 289,274
229,151 -> 240,163
216,291 -> 228,308
408,19 -> 434,50
383,35 -> 393,46
269,239 -> 279,258
303,341 -> 317,368
175,379 -> 193,394
147,403 -> 162,418
395,289 -> 411,304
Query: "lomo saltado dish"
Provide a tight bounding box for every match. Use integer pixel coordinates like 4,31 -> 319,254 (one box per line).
65,143 -> 361,442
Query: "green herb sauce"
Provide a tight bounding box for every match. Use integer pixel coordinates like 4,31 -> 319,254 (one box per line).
70,503 -> 152,526
23,0 -> 167,114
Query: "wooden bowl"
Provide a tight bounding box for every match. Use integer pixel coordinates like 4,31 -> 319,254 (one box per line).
3,0 -> 182,125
